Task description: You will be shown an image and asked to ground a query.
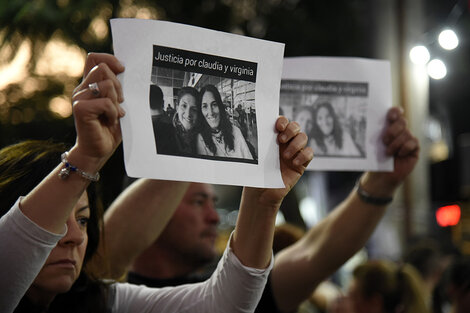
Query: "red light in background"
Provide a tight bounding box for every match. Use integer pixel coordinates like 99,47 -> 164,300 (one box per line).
436,204 -> 461,227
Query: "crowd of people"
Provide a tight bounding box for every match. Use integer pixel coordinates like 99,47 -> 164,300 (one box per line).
1,49 -> 466,313
0,52 -> 312,313
151,83 -> 255,161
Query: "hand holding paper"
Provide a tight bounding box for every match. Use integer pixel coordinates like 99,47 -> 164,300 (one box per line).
359,106 -> 420,197
111,18 -> 285,188
282,56 -> 393,171
71,53 -> 125,164
233,116 -> 313,268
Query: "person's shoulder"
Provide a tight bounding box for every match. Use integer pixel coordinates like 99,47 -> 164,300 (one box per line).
154,114 -> 171,124
153,116 -> 174,131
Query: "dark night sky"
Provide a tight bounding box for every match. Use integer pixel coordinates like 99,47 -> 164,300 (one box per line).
426,1 -> 470,202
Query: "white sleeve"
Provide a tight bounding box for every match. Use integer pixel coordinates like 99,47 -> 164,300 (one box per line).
0,198 -> 65,313
111,234 -> 273,313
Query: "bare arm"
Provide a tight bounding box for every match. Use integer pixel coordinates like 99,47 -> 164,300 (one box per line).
232,117 -> 313,269
270,107 -> 420,312
20,53 -> 125,234
95,179 -> 189,279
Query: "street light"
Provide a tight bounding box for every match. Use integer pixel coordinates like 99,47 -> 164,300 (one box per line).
409,45 -> 430,65
438,29 -> 459,50
427,59 -> 447,80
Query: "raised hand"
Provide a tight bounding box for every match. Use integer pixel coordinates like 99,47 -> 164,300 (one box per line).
361,107 -> 420,196
70,53 -> 125,164
246,116 -> 313,210
233,116 -> 313,269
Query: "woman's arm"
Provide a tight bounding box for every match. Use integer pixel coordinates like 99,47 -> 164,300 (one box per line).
233,116 -> 313,269
0,52 -> 125,313
0,201 -> 65,313
91,179 -> 189,279
270,107 -> 420,312
110,116 -> 313,313
20,53 -> 125,234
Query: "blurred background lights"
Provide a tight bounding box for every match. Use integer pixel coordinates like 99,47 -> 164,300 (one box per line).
427,59 -> 447,79
0,40 -> 31,89
49,96 -> 72,118
438,29 -> 459,50
35,38 -> 85,77
436,204 -> 461,227
409,45 -> 430,65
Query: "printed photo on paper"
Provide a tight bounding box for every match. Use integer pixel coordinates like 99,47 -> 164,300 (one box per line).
111,18 -> 285,187
282,57 -> 393,172
150,45 -> 258,164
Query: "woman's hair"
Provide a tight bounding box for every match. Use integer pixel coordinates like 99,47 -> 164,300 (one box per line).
311,101 -> 343,152
447,256 -> 470,290
198,84 -> 234,154
273,223 -> 305,255
353,260 -> 428,313
436,255 -> 470,312
0,140 -> 108,312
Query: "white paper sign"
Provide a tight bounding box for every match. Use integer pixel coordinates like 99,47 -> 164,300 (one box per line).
281,57 -> 393,171
110,18 -> 285,187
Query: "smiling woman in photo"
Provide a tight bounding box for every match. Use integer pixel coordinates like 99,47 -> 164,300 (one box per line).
170,86 -> 202,156
196,84 -> 253,160
310,101 -> 361,157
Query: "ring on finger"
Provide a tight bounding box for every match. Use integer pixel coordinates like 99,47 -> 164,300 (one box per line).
88,82 -> 100,97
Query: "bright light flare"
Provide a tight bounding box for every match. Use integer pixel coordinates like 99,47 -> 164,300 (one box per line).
436,204 -> 461,227
0,41 -> 31,89
409,45 -> 430,65
36,39 -> 85,77
427,59 -> 447,79
438,29 -> 459,50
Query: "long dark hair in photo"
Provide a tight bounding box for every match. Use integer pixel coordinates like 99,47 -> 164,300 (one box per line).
0,140 -> 109,313
311,101 -> 343,152
199,84 -> 235,155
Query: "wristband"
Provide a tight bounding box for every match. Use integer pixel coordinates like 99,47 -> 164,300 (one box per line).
356,179 -> 393,206
59,152 -> 100,182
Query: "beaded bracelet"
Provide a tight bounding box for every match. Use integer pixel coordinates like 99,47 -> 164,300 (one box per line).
355,179 -> 393,206
58,152 -> 100,182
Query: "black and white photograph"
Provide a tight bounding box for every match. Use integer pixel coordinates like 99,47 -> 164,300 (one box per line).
280,80 -> 368,158
282,57 -> 393,171
111,18 -> 285,187
149,45 -> 258,164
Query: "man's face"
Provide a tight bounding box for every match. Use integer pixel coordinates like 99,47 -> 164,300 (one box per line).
158,183 -> 220,267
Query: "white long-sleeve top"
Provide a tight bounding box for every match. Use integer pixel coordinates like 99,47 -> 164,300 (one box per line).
0,198 -> 272,313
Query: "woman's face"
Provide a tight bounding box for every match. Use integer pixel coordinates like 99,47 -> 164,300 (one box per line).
316,106 -> 334,136
28,193 -> 90,298
177,93 -> 198,130
201,91 -> 220,129
295,108 -> 313,134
